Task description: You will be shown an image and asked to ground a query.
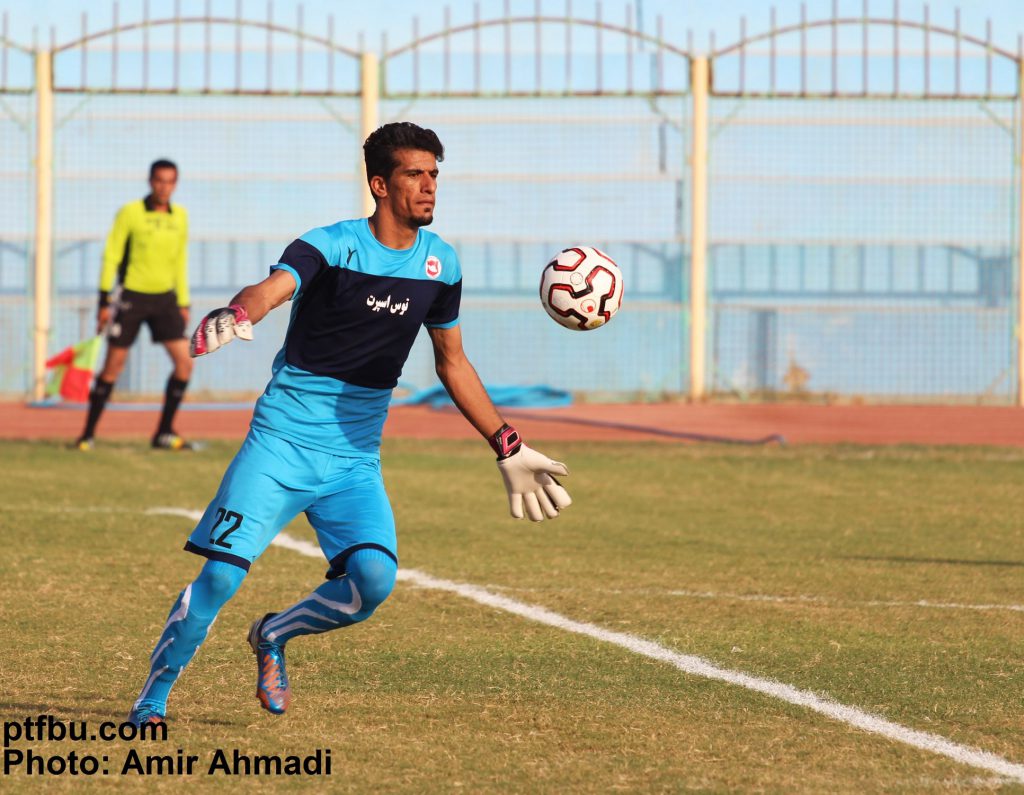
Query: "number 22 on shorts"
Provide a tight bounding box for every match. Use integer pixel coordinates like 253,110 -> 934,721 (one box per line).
209,507 -> 244,548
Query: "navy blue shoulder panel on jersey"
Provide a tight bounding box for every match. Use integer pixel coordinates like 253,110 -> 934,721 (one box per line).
277,239 -> 329,291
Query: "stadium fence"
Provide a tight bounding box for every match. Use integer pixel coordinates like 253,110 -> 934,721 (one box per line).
1,2 -> 1021,405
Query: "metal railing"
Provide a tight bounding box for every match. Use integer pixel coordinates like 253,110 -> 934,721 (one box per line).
2,2 -> 1021,405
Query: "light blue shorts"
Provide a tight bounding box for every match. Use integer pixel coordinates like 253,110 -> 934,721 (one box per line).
185,428 -> 397,577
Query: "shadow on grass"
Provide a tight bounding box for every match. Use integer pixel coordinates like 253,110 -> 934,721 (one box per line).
0,700 -> 235,727
0,700 -> 127,722
841,555 -> 1024,568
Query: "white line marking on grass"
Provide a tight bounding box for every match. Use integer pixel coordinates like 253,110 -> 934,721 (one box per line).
670,589 -> 1024,615
868,599 -> 1024,614
148,507 -> 203,520
397,568 -> 1024,783
483,585 -> 1024,615
9,505 -> 139,513
148,508 -> 325,559
146,508 -> 1024,783
269,532 -> 323,559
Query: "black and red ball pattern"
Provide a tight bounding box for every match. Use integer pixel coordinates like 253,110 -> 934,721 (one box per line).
539,246 -> 623,331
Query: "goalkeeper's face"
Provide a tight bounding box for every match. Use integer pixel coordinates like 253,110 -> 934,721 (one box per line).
382,148 -> 438,228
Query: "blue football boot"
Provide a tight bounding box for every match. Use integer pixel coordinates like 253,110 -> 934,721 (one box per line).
126,703 -> 166,728
248,613 -> 292,715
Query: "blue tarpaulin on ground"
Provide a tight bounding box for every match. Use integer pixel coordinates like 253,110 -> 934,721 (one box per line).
393,384 -> 573,409
29,385 -> 573,411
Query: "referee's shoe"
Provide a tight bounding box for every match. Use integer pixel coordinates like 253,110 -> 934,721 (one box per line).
152,433 -> 197,451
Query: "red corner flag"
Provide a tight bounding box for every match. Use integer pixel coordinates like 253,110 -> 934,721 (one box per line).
45,336 -> 103,402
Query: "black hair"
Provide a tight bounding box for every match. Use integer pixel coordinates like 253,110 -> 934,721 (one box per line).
149,159 -> 178,179
363,122 -> 444,187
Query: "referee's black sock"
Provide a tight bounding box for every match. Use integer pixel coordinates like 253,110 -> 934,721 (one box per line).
157,376 -> 189,436
81,378 -> 115,440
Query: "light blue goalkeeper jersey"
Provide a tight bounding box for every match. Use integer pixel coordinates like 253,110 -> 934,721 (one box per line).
250,219 -> 462,457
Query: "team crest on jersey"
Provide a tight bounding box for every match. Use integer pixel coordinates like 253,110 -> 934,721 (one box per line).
425,256 -> 442,279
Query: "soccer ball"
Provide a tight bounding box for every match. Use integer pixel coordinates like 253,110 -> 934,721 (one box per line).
539,246 -> 624,331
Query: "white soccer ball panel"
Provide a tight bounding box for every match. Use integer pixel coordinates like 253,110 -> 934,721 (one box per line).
539,246 -> 624,331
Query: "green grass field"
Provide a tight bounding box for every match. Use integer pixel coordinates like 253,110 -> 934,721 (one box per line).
2,438 -> 1023,792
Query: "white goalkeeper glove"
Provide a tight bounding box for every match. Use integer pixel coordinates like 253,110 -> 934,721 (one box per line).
491,424 -> 572,522
190,304 -> 254,357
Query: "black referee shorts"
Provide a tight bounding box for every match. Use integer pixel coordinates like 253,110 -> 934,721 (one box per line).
107,289 -> 186,348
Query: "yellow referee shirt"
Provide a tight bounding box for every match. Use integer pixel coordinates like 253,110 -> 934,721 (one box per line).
99,196 -> 190,307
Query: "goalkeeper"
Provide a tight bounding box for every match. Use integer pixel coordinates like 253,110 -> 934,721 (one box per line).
127,122 -> 572,726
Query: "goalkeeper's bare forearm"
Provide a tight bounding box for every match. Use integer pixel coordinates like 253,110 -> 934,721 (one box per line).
427,324 -> 505,439
228,269 -> 296,325
190,270 -> 295,356
427,324 -> 571,521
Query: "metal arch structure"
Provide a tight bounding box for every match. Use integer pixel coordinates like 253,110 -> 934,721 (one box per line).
0,11 -> 34,93
709,5 -> 1020,99
24,2 -> 368,401
701,4 -> 1024,405
46,3 -> 361,96
377,7 -> 693,98
371,4 -> 700,394
8,4 -> 1024,403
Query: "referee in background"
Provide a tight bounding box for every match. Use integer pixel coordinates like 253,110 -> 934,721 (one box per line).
75,159 -> 195,451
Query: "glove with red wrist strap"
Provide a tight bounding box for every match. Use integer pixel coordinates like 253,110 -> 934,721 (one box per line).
489,423 -> 572,522
190,304 -> 254,357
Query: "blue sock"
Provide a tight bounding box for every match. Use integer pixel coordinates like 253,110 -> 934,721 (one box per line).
133,560 -> 247,713
260,548 -> 397,645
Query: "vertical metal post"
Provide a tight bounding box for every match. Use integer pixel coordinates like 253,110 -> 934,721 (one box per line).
1017,58 -> 1024,406
327,16 -> 335,93
143,0 -> 149,89
503,0 -> 510,93
689,56 -> 709,401
112,1 -> 118,89
444,5 -> 451,93
413,16 -> 420,95
625,3 -> 633,93
565,0 -> 572,91
360,51 -> 379,218
862,0 -> 868,95
297,4 -> 304,92
174,0 -> 181,90
924,5 -> 930,95
2,13 -> 8,89
474,2 -> 481,93
800,3 -> 807,93
203,0 -> 211,91
739,16 -> 745,94
33,48 -> 54,402
81,12 -> 87,89
235,0 -> 242,91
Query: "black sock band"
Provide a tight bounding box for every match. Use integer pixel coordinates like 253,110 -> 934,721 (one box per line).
81,378 -> 115,439
157,377 -> 189,436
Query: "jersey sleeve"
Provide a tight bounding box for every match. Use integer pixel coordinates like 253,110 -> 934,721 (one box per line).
174,206 -> 190,307
272,227 -> 335,298
424,243 -> 462,328
99,203 -> 133,300
424,279 -> 462,328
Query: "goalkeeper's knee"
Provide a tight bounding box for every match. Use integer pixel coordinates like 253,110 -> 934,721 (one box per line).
344,548 -> 397,621
191,559 -> 247,618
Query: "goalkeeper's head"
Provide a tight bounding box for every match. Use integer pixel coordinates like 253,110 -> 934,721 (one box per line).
364,122 -> 444,184
364,122 -> 445,227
